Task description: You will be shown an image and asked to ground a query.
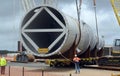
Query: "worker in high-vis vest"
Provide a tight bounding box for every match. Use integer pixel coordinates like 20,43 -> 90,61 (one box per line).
73,54 -> 81,74
0,57 -> 7,75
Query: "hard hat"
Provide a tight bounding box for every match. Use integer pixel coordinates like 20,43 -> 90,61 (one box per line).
75,54 -> 77,57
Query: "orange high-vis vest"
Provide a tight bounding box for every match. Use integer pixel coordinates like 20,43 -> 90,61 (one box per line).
73,57 -> 80,62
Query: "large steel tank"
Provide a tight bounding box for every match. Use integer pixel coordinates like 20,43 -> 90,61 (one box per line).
77,21 -> 97,55
87,26 -> 97,51
21,5 -> 99,57
77,21 -> 92,54
97,37 -> 105,51
21,5 -> 80,57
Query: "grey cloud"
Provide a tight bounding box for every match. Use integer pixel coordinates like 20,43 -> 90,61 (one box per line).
82,0 -> 112,12
58,0 -> 74,4
96,0 -> 112,11
0,0 -> 22,18
0,38 -> 18,50
57,0 -> 75,9
0,31 -> 19,50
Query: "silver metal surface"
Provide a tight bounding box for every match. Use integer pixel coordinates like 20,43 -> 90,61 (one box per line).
21,6 -> 79,57
97,37 -> 105,51
21,5 -> 103,57
77,21 -> 91,54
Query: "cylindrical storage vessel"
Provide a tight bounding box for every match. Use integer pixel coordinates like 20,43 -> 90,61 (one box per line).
77,21 -> 91,55
97,37 -> 105,51
88,26 -> 97,51
77,21 -> 98,55
21,5 -> 80,57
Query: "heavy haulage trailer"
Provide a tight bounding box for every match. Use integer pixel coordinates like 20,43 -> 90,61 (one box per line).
16,5 -> 105,66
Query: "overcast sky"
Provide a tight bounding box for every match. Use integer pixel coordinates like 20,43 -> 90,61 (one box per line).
0,0 -> 120,50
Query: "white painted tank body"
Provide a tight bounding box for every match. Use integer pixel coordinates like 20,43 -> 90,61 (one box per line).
21,5 -> 80,57
88,26 -> 97,51
21,5 -> 101,57
77,21 -> 91,54
97,37 -> 105,51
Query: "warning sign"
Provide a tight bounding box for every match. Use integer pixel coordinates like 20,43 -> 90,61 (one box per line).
38,48 -> 49,54
111,0 -> 120,25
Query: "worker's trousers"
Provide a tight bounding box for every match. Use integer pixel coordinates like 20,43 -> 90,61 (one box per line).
74,62 -> 80,73
1,66 -> 5,75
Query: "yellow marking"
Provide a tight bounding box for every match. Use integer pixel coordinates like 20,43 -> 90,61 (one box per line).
38,48 -> 49,53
